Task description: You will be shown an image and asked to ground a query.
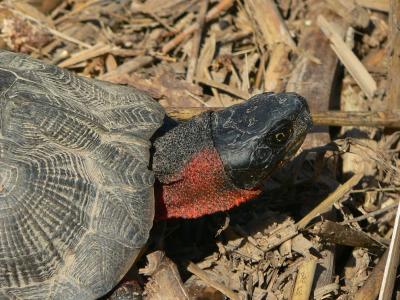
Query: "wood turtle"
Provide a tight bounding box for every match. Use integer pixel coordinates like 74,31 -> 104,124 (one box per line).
0,49 -> 312,299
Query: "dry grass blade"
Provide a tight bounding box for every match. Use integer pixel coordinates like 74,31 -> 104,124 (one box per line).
194,77 -> 250,99
296,173 -> 364,229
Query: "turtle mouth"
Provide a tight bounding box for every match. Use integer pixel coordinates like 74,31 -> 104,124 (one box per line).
284,137 -> 305,160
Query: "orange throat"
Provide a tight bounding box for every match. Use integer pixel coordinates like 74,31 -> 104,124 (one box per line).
155,147 -> 262,220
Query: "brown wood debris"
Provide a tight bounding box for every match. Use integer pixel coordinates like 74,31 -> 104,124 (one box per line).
2,0 -> 400,298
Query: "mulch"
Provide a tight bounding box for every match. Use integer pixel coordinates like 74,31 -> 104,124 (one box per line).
1,0 -> 399,299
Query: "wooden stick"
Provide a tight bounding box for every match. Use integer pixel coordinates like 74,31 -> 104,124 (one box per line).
388,0 -> 400,109
355,0 -> 390,12
292,258 -> 318,300
341,203 -> 398,224
378,202 -> 400,299
187,262 -> 240,300
317,15 -> 377,99
161,0 -> 234,53
296,173 -> 364,229
99,56 -> 154,80
164,107 -> 400,128
312,110 -> 400,127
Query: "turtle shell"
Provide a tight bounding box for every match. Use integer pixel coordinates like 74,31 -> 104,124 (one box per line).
0,50 -> 164,299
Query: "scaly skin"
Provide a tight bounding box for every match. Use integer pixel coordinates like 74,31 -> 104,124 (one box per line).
155,147 -> 261,219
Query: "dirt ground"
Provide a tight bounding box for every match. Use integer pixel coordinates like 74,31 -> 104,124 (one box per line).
1,0 -> 399,299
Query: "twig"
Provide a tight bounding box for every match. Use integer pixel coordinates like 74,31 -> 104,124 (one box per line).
378,200 -> 400,299
317,15 -> 377,99
99,56 -> 154,80
351,187 -> 400,193
186,262 -> 240,300
341,203 -> 398,224
162,0 -> 234,53
163,107 -> 400,128
312,110 -> 400,127
296,173 -> 364,229
194,77 -> 250,99
58,44 -> 116,68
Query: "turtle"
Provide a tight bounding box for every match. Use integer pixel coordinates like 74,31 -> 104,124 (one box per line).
0,49 -> 312,299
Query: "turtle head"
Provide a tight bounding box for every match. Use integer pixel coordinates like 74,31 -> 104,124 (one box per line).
153,92 -> 312,219
212,92 -> 312,189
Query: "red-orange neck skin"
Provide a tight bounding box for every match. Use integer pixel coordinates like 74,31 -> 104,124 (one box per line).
154,147 -> 261,220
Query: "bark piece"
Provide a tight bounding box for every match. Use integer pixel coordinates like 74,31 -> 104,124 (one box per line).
310,220 -> 384,249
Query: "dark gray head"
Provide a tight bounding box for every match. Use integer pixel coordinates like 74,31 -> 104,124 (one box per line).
211,92 -> 312,189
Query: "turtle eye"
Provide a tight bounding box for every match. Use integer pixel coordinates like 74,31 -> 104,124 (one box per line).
267,124 -> 293,146
274,132 -> 288,143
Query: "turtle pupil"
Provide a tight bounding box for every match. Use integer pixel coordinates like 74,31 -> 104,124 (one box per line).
276,132 -> 286,142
